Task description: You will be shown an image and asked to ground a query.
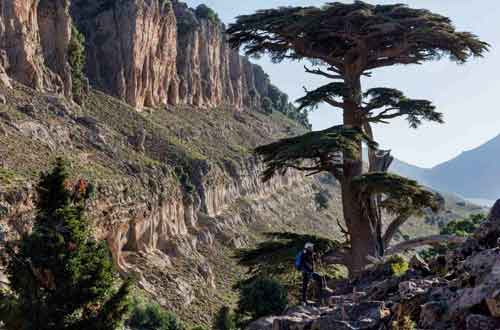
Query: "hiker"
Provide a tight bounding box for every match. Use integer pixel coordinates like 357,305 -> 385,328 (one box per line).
295,242 -> 325,305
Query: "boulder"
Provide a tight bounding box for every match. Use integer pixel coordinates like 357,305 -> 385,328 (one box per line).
419,301 -> 445,329
409,253 -> 431,275
465,314 -> 500,330
486,289 -> 500,318
266,302 -> 389,330
399,281 -> 426,300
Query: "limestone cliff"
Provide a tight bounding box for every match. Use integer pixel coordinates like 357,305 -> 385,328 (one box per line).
70,0 -> 277,110
70,0 -> 179,108
0,0 -> 72,95
0,0 -> 289,112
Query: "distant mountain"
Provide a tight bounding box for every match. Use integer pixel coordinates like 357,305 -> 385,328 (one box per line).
390,134 -> 500,203
390,159 -> 430,186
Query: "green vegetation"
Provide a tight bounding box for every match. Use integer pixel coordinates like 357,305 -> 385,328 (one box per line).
264,84 -> 311,129
237,277 -> 288,320
228,1 -> 488,276
191,326 -> 209,330
213,306 -> 236,330
388,255 -> 409,277
441,213 -> 486,236
392,316 -> 416,330
0,159 -> 131,330
126,298 -> 184,330
236,232 -> 344,302
261,97 -> 274,114
68,24 -> 87,103
195,4 -> 220,23
160,0 -> 171,9
314,190 -> 331,210
421,213 -> 486,260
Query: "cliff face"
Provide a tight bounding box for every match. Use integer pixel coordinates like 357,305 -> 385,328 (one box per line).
71,0 -> 179,108
0,0 -> 72,95
70,0 -> 275,110
173,1 -> 267,110
0,0 -> 283,111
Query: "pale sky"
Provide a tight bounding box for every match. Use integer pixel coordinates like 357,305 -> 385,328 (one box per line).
185,0 -> 500,168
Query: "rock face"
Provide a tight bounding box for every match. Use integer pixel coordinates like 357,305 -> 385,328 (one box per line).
0,0 -> 72,95
173,1 -> 268,110
71,0 -> 179,108
70,0 -> 276,110
1,0 -> 285,110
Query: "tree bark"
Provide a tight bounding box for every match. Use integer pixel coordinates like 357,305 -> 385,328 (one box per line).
341,75 -> 383,276
383,212 -> 412,247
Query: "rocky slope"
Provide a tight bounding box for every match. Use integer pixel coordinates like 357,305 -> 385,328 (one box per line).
0,81 -> 340,324
248,201 -> 500,330
0,1 -> 492,327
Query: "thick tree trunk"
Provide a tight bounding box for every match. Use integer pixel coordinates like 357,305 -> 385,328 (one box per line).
342,182 -> 382,275
341,75 -> 383,276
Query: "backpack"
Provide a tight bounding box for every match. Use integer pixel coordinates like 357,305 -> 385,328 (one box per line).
294,251 -> 304,270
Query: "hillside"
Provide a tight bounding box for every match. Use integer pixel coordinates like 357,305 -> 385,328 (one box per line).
0,0 -> 334,322
391,134 -> 500,203
0,81 -> 346,324
0,0 -> 493,328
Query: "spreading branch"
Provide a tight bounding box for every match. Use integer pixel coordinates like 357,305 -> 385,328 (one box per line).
352,172 -> 441,216
363,88 -> 443,128
255,125 -> 377,182
227,2 -> 489,71
297,83 -> 348,110
304,65 -> 343,80
385,235 -> 467,255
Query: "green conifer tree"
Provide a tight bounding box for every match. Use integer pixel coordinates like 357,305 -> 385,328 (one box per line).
228,1 -> 489,275
0,159 -> 131,330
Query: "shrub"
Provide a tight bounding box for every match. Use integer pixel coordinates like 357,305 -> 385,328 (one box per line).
235,232 -> 343,303
195,4 -> 220,23
68,24 -> 87,103
237,278 -> 288,319
314,190 -> 330,210
392,316 -> 416,330
261,97 -> 275,114
213,306 -> 236,330
192,326 -> 209,330
421,213 -> 486,260
388,255 -> 409,277
127,298 -> 184,330
441,213 -> 485,236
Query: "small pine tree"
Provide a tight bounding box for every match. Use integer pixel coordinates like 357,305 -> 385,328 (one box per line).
1,159 -> 131,330
68,24 -> 87,103
261,97 -> 275,114
237,278 -> 288,320
213,306 -> 235,330
126,297 -> 184,330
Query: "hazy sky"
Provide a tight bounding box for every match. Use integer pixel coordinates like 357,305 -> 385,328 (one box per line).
185,0 -> 500,168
